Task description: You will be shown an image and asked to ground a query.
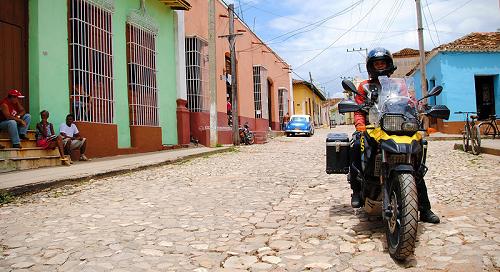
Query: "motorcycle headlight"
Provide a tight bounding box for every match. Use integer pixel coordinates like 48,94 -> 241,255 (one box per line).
382,115 -> 405,132
382,115 -> 419,133
401,121 -> 419,132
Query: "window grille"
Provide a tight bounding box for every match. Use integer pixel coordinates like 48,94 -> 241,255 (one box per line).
185,37 -> 209,112
68,0 -> 114,123
253,66 -> 268,119
126,23 -> 159,126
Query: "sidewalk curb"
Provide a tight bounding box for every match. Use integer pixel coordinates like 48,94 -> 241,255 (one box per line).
453,143 -> 500,156
3,147 -> 235,197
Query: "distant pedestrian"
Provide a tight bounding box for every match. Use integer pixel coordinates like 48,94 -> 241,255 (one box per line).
282,112 -> 290,130
60,113 -> 90,161
227,98 -> 232,126
0,89 -> 31,149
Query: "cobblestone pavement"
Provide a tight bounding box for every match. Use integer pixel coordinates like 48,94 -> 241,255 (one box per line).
1,126 -> 499,271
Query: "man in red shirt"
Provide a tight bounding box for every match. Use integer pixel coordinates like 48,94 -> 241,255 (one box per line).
0,89 -> 31,148
349,48 -> 439,224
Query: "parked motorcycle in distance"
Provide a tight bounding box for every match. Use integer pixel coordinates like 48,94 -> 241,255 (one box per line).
326,76 -> 450,260
239,122 -> 255,145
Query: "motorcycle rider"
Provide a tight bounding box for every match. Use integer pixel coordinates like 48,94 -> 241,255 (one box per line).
349,47 -> 440,224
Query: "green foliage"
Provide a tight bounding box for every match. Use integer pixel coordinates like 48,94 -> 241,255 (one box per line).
0,191 -> 14,204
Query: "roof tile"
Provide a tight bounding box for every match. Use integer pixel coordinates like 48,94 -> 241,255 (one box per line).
436,32 -> 500,52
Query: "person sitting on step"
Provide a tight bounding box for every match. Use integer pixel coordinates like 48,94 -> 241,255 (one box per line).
0,89 -> 31,149
36,110 -> 70,166
59,113 -> 90,161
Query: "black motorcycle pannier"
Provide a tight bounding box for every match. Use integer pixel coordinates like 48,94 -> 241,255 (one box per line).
326,133 -> 350,174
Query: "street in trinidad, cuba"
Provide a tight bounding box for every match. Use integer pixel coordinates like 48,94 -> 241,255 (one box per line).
1,126 -> 499,271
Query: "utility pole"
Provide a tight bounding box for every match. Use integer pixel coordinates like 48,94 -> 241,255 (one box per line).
347,47 -> 368,57
347,48 -> 368,74
228,4 -> 240,145
208,0 -> 217,147
415,0 -> 427,98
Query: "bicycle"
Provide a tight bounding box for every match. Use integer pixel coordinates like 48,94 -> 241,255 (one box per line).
478,115 -> 499,139
454,111 -> 481,155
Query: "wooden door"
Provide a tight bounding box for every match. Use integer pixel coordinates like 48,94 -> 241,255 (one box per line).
0,0 -> 28,109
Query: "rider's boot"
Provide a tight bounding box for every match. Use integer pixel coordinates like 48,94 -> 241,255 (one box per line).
351,190 -> 362,208
420,209 -> 440,224
416,178 -> 440,223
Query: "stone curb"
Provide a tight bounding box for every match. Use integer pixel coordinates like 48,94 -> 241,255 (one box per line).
3,147 -> 234,197
453,143 -> 500,156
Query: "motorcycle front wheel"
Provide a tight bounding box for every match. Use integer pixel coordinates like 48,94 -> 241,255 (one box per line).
386,173 -> 418,260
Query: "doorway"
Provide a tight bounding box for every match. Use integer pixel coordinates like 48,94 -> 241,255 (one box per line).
0,0 -> 29,109
475,75 -> 496,120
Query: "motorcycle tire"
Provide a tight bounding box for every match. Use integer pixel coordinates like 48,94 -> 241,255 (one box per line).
386,173 -> 418,261
246,132 -> 255,145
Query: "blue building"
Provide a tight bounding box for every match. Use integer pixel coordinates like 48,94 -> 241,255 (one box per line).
409,32 -> 500,134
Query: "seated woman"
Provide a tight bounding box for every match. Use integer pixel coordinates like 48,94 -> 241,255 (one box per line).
35,110 -> 70,166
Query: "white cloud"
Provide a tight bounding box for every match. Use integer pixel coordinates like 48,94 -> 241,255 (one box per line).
252,0 -> 500,97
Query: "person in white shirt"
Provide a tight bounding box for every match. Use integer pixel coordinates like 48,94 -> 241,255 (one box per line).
60,113 -> 89,161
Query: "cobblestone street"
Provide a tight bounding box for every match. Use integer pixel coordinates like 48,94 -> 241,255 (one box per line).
1,126 -> 499,271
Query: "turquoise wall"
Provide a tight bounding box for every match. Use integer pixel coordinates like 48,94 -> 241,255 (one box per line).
113,0 -> 178,146
413,52 -> 500,122
29,0 -> 70,131
29,0 -> 178,146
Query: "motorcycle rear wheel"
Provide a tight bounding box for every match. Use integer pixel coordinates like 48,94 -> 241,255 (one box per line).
246,132 -> 255,145
386,173 -> 418,260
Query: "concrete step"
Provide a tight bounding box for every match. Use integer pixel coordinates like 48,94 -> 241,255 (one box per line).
0,147 -> 59,159
0,138 -> 38,148
0,155 -> 63,173
252,131 -> 268,144
0,130 -> 36,139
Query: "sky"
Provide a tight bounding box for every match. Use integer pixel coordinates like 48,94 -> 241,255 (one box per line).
223,0 -> 500,98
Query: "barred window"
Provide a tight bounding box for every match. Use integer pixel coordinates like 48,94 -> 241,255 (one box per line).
68,0 -> 114,123
185,37 -> 209,112
126,24 -> 159,126
253,66 -> 268,119
278,88 -> 288,124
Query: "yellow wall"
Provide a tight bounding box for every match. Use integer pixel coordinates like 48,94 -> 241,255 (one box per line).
292,83 -> 323,124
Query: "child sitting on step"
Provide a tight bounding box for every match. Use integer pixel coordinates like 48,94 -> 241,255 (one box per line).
35,110 -> 70,166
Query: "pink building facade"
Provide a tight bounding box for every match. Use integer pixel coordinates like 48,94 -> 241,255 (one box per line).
182,0 -> 292,146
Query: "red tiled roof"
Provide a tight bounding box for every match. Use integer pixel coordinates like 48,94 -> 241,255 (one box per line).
436,32 -> 500,52
393,48 -> 420,57
393,48 -> 431,58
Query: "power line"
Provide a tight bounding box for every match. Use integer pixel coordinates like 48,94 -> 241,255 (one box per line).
263,0 -> 364,43
293,0 -> 382,71
424,0 -> 440,44
422,1 -> 437,47
435,0 -> 473,22
371,0 -> 407,48
369,0 -> 401,48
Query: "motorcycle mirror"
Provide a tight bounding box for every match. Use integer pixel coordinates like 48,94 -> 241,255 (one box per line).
341,79 -> 358,94
418,86 -> 443,102
428,86 -> 443,97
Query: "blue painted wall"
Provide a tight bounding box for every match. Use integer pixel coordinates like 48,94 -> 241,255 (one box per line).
413,51 -> 500,122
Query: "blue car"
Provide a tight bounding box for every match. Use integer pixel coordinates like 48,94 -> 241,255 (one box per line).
285,115 -> 315,137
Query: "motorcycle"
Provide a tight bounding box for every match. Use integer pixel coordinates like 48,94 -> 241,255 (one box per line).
239,122 -> 255,145
328,76 -> 450,260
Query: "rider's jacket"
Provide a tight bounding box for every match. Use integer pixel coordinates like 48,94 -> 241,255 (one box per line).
354,78 -> 380,129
